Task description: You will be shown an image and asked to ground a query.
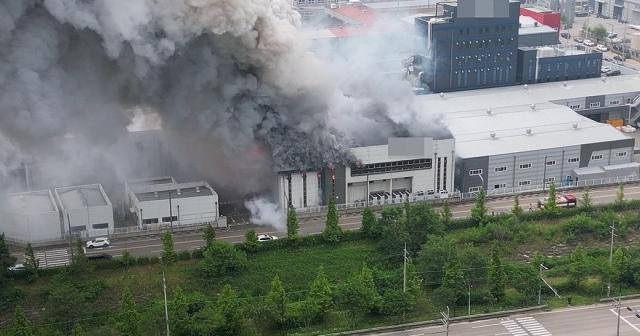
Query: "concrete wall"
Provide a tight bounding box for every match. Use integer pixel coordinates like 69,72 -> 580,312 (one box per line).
536,53 -> 602,82
62,205 -> 114,238
2,211 -> 61,242
518,31 -> 560,47
580,139 -> 635,167
134,194 -> 218,227
277,172 -> 321,209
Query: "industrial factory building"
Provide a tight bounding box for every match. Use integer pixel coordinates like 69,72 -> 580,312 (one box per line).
277,137 -> 455,209
54,184 -> 114,238
0,190 -> 61,243
418,74 -> 640,194
125,176 -> 177,209
127,179 -> 219,228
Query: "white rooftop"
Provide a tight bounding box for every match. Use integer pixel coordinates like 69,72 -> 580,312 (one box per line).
444,103 -> 632,158
127,176 -> 176,192
364,0 -> 436,10
518,15 -> 557,35
134,181 -> 217,202
55,184 -> 110,209
5,190 -> 58,214
416,74 -> 640,114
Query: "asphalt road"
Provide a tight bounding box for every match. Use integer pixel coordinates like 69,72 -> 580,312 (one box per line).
367,299 -> 640,336
75,182 -> 640,259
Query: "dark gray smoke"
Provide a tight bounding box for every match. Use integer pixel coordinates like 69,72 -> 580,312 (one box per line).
0,0 -> 447,199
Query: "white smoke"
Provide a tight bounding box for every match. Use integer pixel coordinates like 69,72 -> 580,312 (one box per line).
245,198 -> 285,231
0,0 -> 446,202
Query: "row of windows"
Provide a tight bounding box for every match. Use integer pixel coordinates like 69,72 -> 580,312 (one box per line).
70,223 -> 109,231
457,25 -> 516,36
142,216 -> 178,225
487,158 -> 581,174
569,98 -> 633,110
454,37 -> 516,49
351,159 -> 432,177
474,176 -> 581,192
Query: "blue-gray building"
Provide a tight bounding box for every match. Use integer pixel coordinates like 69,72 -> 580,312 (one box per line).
517,46 -> 603,84
416,0 -> 521,92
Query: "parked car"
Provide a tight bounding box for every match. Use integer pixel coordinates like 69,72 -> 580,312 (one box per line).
583,40 -> 595,47
607,32 -> 618,39
614,55 -> 625,62
560,32 -> 571,39
573,37 -> 584,43
606,69 -> 622,76
87,253 -> 113,260
257,234 -> 278,242
85,237 -> 110,249
8,263 -> 25,272
595,44 -> 609,52
601,65 -> 612,73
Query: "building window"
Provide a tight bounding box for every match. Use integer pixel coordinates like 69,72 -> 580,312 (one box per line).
494,166 -> 507,172
303,173 -> 308,207
591,154 -> 604,160
568,157 -> 580,163
92,223 -> 109,229
494,183 -> 507,189
443,157 -> 448,191
545,177 -> 556,183
518,180 -> 531,186
142,218 -> 159,225
519,163 -> 532,169
569,104 -> 581,109
469,169 -> 483,176
469,186 -> 481,193
70,225 -> 86,233
162,216 -> 178,223
616,152 -> 628,157
590,102 -> 601,108
609,100 -> 620,105
546,160 -> 556,166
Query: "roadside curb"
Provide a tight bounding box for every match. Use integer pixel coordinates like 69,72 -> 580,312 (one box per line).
323,305 -> 547,335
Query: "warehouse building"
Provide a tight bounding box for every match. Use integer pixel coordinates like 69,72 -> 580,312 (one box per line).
517,46 -> 602,83
517,15 -> 559,47
417,75 -> 640,194
277,137 -> 455,209
0,190 -> 61,243
125,176 -> 177,209
54,184 -> 114,238
128,181 -> 219,228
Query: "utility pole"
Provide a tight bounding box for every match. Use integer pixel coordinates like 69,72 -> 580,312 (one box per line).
468,283 -> 472,316
403,242 -> 407,293
67,213 -> 74,260
608,221 -> 617,297
440,306 -> 450,336
169,191 -> 173,233
162,272 -> 170,336
542,155 -> 548,191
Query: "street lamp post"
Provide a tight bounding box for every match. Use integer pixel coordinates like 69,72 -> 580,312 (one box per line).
608,221 -> 617,297
468,283 -> 472,316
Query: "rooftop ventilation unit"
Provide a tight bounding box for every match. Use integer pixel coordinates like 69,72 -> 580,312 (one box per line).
490,131 -> 496,139
572,123 -> 579,130
523,84 -> 528,90
526,128 -> 532,135
440,92 -> 445,98
562,82 -> 568,87
601,75 -> 607,82
530,104 -> 536,110
486,108 -> 492,115
177,189 -> 182,195
154,191 -> 159,198
196,186 -> 201,193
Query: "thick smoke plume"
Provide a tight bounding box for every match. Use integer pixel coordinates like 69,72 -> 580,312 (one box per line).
0,0 -> 446,203
245,198 -> 285,231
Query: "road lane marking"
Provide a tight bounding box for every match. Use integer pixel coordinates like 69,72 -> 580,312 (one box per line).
610,308 -> 640,333
473,323 -> 503,328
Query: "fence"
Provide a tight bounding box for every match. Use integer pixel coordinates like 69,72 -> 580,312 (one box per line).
295,174 -> 640,217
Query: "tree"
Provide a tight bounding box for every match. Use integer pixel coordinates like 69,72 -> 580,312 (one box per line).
582,188 -> 593,209
512,195 -> 523,218
162,231 -> 177,264
616,183 -> 625,207
590,24 -> 607,43
378,206 -> 410,255
71,324 -> 86,336
361,208 -> 379,238
405,202 -> 442,251
487,243 -> 506,303
417,236 -> 458,285
116,287 -> 141,336
287,207 -> 300,240
71,238 -> 88,270
12,306 -> 34,336
203,225 -> 216,250
265,275 -> 286,324
168,286 -> 191,336
405,259 -> 423,298
323,198 -> 342,243
441,200 -> 453,227
308,267 -> 333,316
0,233 -> 16,274
335,264 -> 378,315
201,241 -> 247,278
568,245 -> 589,289
437,259 -> 466,307
611,247 -> 632,286
244,229 -> 259,253
470,189 -> 488,226
45,274 -> 88,333
545,182 -> 558,214
24,243 -> 39,280
212,285 -> 243,336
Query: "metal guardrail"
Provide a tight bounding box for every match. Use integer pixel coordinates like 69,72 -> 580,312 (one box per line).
296,175 -> 640,216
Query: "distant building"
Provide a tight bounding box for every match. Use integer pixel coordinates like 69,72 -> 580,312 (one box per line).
128,180 -> 219,228
0,190 -> 61,243
54,184 -> 114,238
277,137 -> 455,209
520,5 -> 561,31
518,15 -> 559,47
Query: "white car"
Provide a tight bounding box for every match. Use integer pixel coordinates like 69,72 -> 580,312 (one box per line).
601,66 -> 612,73
583,39 -> 595,47
257,234 -> 278,242
8,263 -> 25,272
85,237 -> 110,249
595,44 -> 608,52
